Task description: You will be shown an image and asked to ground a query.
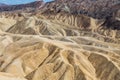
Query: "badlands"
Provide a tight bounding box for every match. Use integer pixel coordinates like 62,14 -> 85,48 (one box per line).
0,0 -> 120,80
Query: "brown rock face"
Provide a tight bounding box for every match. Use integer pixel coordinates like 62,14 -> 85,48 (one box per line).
41,0 -> 120,19
0,0 -> 120,80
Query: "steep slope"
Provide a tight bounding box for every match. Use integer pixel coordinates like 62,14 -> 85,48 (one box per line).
0,0 -> 119,19
40,0 -> 120,19
0,0 -> 120,80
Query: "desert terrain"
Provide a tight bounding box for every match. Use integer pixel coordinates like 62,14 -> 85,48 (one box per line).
0,0 -> 120,80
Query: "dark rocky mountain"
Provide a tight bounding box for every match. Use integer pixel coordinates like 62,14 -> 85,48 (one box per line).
0,0 -> 119,19
42,0 -> 120,19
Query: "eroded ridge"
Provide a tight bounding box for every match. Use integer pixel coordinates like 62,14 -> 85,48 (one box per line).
0,1 -> 120,80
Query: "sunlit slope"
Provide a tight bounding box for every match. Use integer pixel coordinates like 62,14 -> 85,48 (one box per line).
0,11 -> 120,80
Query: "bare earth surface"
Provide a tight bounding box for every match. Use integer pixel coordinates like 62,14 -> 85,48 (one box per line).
0,0 -> 120,80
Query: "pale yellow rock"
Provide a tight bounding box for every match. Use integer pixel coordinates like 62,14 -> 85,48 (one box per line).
0,9 -> 120,80
0,72 -> 27,80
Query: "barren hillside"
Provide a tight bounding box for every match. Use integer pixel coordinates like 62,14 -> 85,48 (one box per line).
0,0 -> 120,80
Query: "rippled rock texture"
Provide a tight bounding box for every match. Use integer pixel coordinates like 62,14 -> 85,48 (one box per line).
0,0 -> 120,80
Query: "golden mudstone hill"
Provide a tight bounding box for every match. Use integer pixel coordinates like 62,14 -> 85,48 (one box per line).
0,0 -> 120,80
